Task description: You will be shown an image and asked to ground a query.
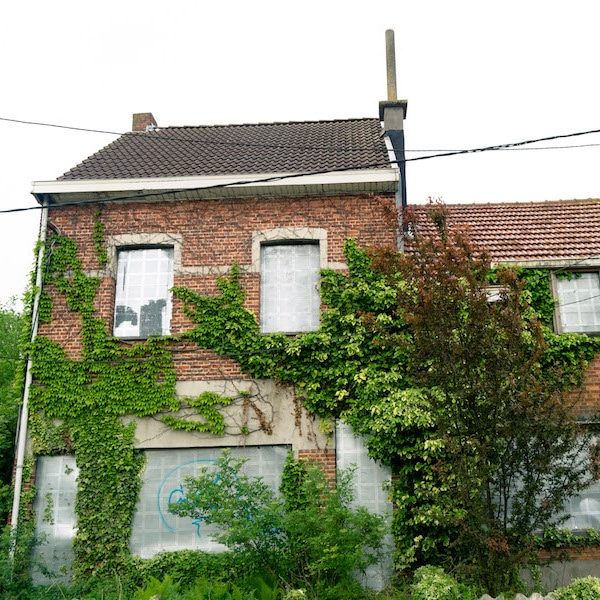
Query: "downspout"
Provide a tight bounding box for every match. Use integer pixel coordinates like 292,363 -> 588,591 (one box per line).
379,29 -> 408,249
10,202 -> 48,553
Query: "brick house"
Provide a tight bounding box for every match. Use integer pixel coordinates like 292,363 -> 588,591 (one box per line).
26,112 -> 401,576
22,109 -> 600,583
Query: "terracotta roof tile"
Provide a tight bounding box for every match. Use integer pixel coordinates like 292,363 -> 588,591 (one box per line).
409,200 -> 600,263
58,119 -> 389,180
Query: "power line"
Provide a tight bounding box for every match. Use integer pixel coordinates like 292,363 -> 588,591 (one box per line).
0,126 -> 598,215
407,142 -> 600,153
403,128 -> 600,164
0,116 -> 122,136
2,115 -> 600,154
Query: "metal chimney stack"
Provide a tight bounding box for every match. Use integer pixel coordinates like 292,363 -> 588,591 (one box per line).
379,29 -> 408,213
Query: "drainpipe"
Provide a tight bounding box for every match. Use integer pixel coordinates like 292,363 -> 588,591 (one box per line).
10,202 -> 48,554
379,29 -> 408,248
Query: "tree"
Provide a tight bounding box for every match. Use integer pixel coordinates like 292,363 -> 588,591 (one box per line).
377,204 -> 595,592
0,302 -> 23,522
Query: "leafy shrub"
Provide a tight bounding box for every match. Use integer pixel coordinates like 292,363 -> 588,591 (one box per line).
245,574 -> 280,600
130,549 -> 242,590
0,523 -> 42,599
553,576 -> 600,600
179,577 -> 254,600
169,450 -> 387,598
410,566 -> 478,600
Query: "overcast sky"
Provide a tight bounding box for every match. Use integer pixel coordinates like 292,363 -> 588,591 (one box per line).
1,0 -> 599,306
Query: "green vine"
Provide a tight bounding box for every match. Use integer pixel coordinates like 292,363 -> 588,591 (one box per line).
28,224 -> 600,582
162,392 -> 236,435
29,233 -> 177,579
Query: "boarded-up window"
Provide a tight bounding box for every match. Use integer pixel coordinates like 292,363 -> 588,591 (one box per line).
114,247 -> 173,338
129,446 -> 289,558
260,243 -> 320,333
556,272 -> 600,333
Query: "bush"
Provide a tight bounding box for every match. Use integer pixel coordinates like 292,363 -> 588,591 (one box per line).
553,576 -> 600,600
130,549 -> 242,590
133,575 -> 180,600
169,450 -> 388,598
410,566 -> 478,600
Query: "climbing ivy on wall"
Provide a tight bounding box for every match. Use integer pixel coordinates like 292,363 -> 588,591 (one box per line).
26,230 -> 281,578
25,211 -> 600,582
28,234 -> 178,578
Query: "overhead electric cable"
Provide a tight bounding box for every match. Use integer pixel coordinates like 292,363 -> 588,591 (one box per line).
0,116 -> 122,136
0,121 -> 598,214
2,115 -> 600,153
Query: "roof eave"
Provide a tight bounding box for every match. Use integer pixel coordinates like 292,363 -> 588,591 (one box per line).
31,169 -> 399,205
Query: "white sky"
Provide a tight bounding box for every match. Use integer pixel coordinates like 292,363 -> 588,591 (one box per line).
1,0 -> 599,306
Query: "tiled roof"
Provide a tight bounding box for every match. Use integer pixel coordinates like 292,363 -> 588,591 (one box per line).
410,199 -> 600,263
58,119 -> 389,180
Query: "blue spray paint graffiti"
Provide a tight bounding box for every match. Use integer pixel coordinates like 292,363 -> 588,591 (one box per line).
157,459 -> 218,537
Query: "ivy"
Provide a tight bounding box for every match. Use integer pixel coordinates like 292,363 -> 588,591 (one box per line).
29,233 -> 177,578
28,219 -> 600,584
518,268 -> 556,326
162,392 -> 236,435
535,527 -> 600,552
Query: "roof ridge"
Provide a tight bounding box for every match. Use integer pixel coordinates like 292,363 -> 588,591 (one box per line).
412,198 -> 600,209
154,117 -> 380,130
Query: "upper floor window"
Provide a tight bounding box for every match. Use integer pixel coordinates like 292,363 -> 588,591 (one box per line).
114,247 -> 174,338
260,242 -> 320,334
555,272 -> 600,334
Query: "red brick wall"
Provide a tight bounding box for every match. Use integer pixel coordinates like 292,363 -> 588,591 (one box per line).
40,193 -> 397,377
298,448 -> 337,483
539,546 -> 600,561
571,355 -> 600,419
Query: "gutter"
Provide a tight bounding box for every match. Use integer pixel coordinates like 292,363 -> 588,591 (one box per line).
10,204 -> 48,556
31,169 -> 399,205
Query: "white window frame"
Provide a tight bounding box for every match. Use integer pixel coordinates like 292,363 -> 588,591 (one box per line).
252,228 -> 327,334
554,271 -> 600,335
113,246 -> 174,339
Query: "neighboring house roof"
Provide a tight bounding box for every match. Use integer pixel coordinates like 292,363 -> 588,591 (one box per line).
58,119 -> 390,180
410,199 -> 600,265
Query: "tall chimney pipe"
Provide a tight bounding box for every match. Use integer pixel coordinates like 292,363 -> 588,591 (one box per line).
385,29 -> 398,102
379,29 -> 408,244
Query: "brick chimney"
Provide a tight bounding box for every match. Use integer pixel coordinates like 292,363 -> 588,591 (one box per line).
132,113 -> 158,132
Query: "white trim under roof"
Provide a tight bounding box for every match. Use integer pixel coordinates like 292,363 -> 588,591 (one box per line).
31,169 -> 399,204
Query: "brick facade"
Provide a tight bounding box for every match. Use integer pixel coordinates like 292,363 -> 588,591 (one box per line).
38,192 -> 600,444
32,190 -> 600,558
36,191 -> 397,481
571,355 -> 600,420
40,193 -> 396,369
298,448 -> 337,482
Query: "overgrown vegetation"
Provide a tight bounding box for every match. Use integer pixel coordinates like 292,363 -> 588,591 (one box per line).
0,302 -> 23,523
377,205 -> 597,591
169,450 -> 388,599
7,201 -> 600,597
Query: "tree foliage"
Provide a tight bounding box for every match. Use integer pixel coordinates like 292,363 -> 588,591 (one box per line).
379,204 -> 595,591
0,302 -> 22,522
